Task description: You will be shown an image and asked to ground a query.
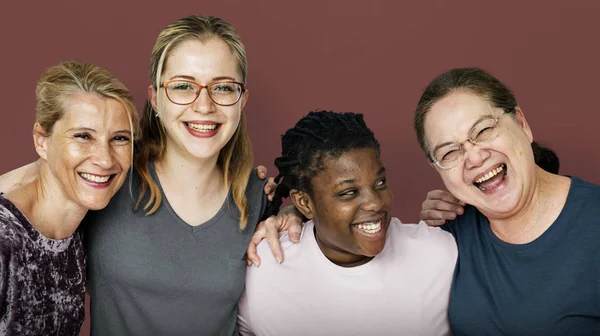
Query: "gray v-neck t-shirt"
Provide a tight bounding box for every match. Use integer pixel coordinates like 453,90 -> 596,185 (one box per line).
82,164 -> 267,335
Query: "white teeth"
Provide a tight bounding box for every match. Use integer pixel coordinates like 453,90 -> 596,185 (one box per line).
186,123 -> 218,132
80,173 -> 110,183
355,220 -> 382,234
475,165 -> 504,184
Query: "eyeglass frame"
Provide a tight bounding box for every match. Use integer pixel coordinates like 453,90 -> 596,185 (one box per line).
429,108 -> 513,170
159,79 -> 246,107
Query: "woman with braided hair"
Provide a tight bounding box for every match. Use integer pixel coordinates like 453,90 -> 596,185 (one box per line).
237,110 -> 457,335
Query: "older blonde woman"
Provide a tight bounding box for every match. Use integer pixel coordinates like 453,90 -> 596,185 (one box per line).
0,61 -> 138,335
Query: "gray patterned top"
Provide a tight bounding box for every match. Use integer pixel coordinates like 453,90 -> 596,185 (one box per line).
0,195 -> 85,336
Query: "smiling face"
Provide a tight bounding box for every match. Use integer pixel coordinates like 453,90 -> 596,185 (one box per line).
294,148 -> 393,266
424,91 -> 537,219
38,93 -> 132,210
150,38 -> 247,162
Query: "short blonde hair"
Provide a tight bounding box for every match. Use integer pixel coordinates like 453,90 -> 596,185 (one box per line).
36,60 -> 139,138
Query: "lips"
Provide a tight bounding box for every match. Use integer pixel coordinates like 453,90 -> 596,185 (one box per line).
473,163 -> 507,191
351,214 -> 386,236
78,172 -> 115,187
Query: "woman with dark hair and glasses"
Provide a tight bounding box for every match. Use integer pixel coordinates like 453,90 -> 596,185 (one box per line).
414,68 -> 600,335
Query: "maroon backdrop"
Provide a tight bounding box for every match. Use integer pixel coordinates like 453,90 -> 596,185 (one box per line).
1,1 -> 599,334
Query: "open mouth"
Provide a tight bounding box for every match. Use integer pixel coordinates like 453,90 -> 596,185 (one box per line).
352,216 -> 384,234
473,163 -> 507,191
185,122 -> 220,133
78,173 -> 115,184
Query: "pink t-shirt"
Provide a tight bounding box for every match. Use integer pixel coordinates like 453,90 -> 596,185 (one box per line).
238,218 -> 457,336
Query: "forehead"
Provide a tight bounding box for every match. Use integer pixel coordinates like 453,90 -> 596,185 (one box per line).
58,93 -> 130,129
163,38 -> 240,81
313,149 -> 382,185
424,91 -> 495,144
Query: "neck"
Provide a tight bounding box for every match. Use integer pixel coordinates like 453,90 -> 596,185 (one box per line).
155,142 -> 224,195
486,168 -> 570,244
313,225 -> 372,267
6,163 -> 87,240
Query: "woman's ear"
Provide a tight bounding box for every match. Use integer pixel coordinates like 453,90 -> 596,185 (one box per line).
514,106 -> 533,143
290,189 -> 314,220
240,89 -> 249,111
33,123 -> 49,159
148,85 -> 158,111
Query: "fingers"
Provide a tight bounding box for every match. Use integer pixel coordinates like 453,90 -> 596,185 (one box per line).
264,217 -> 284,264
255,165 -> 267,180
264,177 -> 276,202
287,217 -> 303,243
426,190 -> 466,206
424,219 -> 447,226
247,222 -> 267,267
422,199 -> 464,215
420,209 -> 459,223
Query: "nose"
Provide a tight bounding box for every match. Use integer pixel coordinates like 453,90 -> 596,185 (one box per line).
91,142 -> 115,170
463,141 -> 490,169
360,189 -> 385,213
192,87 -> 216,114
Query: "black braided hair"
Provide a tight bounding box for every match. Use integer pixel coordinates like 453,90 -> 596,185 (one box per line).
267,110 -> 380,216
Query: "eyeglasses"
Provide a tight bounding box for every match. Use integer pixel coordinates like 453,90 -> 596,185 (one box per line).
430,111 -> 509,170
160,79 -> 246,106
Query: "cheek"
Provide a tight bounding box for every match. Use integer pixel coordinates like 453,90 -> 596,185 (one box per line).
113,146 -> 133,169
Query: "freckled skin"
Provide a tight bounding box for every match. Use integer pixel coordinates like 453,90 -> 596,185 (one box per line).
42,93 -> 132,211
149,38 -> 248,163
300,148 -> 394,267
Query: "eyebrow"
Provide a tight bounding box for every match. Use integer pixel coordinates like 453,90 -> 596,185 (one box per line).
430,114 -> 495,154
66,127 -> 132,135
168,75 -> 239,82
334,167 -> 386,187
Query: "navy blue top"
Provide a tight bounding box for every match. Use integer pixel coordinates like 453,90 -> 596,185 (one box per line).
443,177 -> 600,336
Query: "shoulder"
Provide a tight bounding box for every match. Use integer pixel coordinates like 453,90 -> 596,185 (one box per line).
249,221 -> 311,272
389,218 -> 457,253
245,169 -> 267,198
569,177 -> 600,202
0,199 -> 27,254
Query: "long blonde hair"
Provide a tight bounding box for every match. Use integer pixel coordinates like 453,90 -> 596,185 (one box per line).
134,15 -> 253,230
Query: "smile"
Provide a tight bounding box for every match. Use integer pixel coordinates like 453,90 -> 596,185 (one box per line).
185,122 -> 219,132
354,221 -> 382,234
79,173 -> 113,184
473,164 -> 507,191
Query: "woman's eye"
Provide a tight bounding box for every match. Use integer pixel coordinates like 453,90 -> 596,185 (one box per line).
442,149 -> 459,161
170,82 -> 194,91
74,133 -> 91,140
339,190 -> 357,198
376,178 -> 387,187
475,127 -> 493,140
212,83 -> 234,93
113,135 -> 131,142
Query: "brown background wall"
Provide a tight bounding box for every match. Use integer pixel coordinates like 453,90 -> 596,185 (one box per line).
1,1 -> 599,334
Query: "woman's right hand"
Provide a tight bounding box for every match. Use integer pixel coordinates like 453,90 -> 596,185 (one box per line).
246,205 -> 303,267
420,190 -> 466,226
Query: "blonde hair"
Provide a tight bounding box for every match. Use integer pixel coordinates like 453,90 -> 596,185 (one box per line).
135,15 -> 253,231
35,60 -> 139,148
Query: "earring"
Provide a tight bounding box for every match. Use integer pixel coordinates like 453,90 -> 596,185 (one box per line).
155,111 -> 160,118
